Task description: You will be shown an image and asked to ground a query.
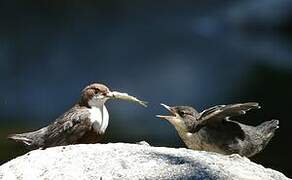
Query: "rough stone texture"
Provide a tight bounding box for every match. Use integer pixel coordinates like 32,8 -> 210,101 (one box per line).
0,143 -> 289,180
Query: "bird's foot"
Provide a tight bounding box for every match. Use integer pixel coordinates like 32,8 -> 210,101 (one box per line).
136,141 -> 150,146
229,153 -> 242,159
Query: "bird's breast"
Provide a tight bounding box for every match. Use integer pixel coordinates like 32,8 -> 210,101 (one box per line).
179,131 -> 227,154
88,105 -> 109,134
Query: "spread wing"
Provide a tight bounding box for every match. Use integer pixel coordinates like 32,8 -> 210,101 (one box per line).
191,102 -> 260,133
43,106 -> 92,148
199,102 -> 260,123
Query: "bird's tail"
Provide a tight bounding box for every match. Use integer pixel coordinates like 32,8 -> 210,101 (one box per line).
257,119 -> 279,138
8,127 -> 47,149
8,132 -> 34,146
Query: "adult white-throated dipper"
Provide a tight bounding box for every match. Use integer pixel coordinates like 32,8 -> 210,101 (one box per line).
8,83 -> 146,150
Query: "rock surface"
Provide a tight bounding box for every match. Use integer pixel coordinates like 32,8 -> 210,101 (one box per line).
0,143 -> 289,180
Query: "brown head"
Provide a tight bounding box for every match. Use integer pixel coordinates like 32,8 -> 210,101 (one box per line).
79,83 -> 112,107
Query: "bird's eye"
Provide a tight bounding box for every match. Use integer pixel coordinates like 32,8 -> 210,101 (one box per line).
94,88 -> 100,94
178,111 -> 186,117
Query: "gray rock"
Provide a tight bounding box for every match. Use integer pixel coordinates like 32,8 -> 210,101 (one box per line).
0,143 -> 289,180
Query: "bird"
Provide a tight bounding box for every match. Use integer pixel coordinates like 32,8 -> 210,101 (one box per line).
8,83 -> 144,150
156,102 -> 279,157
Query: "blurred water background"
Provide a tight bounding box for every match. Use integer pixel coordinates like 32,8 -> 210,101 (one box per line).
0,0 -> 292,177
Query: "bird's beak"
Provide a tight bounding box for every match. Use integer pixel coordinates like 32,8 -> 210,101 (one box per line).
156,103 -> 177,121
104,91 -> 114,98
103,90 -> 147,107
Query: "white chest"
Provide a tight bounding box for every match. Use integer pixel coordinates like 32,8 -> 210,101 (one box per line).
88,105 -> 109,134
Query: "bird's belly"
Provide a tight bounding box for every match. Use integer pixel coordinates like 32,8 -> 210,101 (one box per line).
182,132 -> 228,155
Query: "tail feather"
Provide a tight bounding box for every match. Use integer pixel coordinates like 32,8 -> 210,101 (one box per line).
8,133 -> 33,146
8,127 -> 47,149
257,119 -> 279,136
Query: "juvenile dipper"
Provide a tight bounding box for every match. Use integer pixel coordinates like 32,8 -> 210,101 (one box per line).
157,102 -> 279,157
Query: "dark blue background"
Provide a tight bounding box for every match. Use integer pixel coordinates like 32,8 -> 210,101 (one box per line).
0,0 -> 292,177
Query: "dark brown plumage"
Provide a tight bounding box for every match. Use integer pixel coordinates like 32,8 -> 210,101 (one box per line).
8,83 -> 112,150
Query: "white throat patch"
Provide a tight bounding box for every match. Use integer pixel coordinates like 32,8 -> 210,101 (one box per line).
88,96 -> 108,107
88,98 -> 109,134
89,105 -> 109,134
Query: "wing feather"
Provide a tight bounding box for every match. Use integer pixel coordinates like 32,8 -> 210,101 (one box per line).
43,106 -> 92,148
199,102 -> 260,123
191,102 -> 260,132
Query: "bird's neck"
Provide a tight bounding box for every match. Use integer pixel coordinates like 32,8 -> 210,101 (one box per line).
173,124 -> 202,150
81,97 -> 110,134
169,120 -> 201,147
169,119 -> 189,134
88,98 -> 108,108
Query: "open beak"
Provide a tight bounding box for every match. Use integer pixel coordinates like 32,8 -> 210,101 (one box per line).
156,103 -> 177,121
